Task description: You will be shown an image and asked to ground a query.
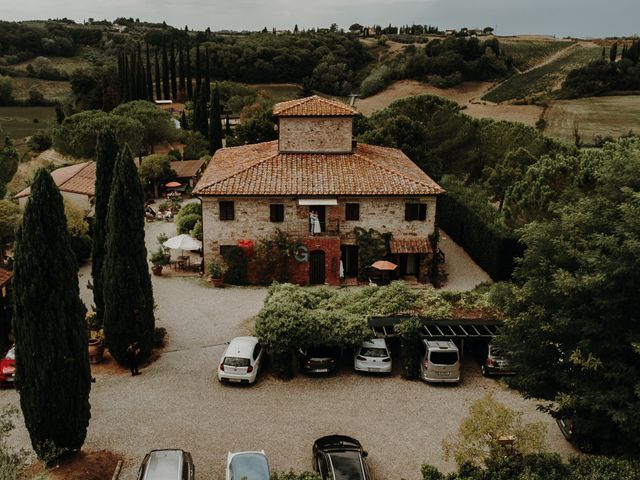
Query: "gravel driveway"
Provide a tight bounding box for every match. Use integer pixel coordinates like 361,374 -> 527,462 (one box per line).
0,214 -> 574,480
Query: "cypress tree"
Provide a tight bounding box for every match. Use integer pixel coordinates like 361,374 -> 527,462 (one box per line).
186,43 -> 193,100
204,47 -> 211,100
180,110 -> 189,130
170,42 -> 178,100
102,145 -> 155,365
610,42 -> 618,62
118,51 -> 125,100
137,43 -> 145,100
154,49 -> 161,100
178,42 -> 186,96
161,40 -> 170,99
146,43 -> 153,100
55,104 -> 65,125
123,52 -> 130,102
192,89 -> 200,135
13,169 -> 91,460
195,43 -> 201,95
225,113 -> 231,136
197,83 -> 209,138
209,83 -> 223,154
91,130 -> 119,328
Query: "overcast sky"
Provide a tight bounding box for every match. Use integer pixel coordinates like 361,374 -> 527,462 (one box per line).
5,0 -> 640,38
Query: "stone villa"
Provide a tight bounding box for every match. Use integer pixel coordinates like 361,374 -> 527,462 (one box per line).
193,95 -> 444,286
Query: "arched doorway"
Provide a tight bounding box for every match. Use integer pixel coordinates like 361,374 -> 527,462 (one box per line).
309,250 -> 326,285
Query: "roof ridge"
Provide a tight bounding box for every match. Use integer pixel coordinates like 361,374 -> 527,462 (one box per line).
354,148 -> 438,192
195,144 -> 279,192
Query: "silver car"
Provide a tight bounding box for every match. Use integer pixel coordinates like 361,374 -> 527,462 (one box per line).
137,449 -> 195,480
354,338 -> 392,373
419,339 -> 461,383
226,451 -> 270,480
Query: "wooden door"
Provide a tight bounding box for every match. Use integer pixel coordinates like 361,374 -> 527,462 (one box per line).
309,250 -> 326,285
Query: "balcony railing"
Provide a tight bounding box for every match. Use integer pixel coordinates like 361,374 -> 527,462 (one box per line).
287,219 -> 341,238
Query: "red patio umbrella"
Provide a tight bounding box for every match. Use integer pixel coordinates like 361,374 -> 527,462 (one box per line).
371,260 -> 398,271
165,181 -> 182,188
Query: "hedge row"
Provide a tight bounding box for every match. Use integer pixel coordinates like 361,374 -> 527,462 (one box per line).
436,180 -> 523,281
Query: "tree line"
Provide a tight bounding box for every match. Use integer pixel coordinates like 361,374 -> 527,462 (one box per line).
561,39 -> 640,97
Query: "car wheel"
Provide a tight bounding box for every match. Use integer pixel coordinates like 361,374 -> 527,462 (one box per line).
481,365 -> 490,377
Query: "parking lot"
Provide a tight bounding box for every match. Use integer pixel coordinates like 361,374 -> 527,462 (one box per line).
1,267 -> 576,480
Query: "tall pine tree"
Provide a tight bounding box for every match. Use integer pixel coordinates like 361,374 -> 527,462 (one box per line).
154,49 -> 161,101
178,42 -> 186,96
102,145 -> 155,365
209,83 -> 223,154
170,42 -> 178,100
13,169 -> 91,460
204,47 -> 211,100
186,43 -> 193,100
195,43 -> 201,95
91,130 -> 119,328
146,43 -> 153,100
197,83 -> 209,138
161,40 -> 170,99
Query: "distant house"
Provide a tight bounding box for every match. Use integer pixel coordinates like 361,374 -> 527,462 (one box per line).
194,96 -> 444,286
14,162 -> 95,213
170,159 -> 206,188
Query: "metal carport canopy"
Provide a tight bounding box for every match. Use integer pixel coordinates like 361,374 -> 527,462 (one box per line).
369,316 -> 502,339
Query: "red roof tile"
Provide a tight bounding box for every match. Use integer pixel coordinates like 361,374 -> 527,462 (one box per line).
193,141 -> 444,197
273,95 -> 358,117
14,162 -> 95,199
170,160 -> 206,179
390,238 -> 432,254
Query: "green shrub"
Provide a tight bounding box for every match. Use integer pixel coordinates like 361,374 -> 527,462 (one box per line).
221,246 -> 248,285
360,65 -> 394,97
153,327 -> 167,348
271,471 -> 321,480
177,202 -> 201,217
69,234 -> 92,263
176,213 -> 200,235
396,318 -> 422,379
27,130 -> 52,152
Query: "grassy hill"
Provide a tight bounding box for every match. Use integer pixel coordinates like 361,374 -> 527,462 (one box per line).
500,39 -> 574,71
482,43 -> 601,103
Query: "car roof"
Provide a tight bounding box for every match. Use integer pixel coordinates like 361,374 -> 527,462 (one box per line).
327,451 -> 365,480
361,338 -> 387,348
225,336 -> 259,356
314,435 -> 363,451
228,451 -> 269,480
424,340 -> 458,351
142,449 -> 184,480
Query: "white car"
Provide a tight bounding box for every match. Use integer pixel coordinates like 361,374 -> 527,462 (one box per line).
354,338 -> 392,373
218,336 -> 264,384
226,451 -> 270,480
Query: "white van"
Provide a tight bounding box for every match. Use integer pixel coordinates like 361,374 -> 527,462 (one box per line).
419,339 -> 461,383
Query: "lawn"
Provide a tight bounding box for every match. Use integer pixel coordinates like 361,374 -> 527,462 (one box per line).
0,106 -> 57,139
544,95 -> 640,144
250,83 -> 300,102
482,44 -> 601,103
500,39 -> 574,71
12,55 -> 93,74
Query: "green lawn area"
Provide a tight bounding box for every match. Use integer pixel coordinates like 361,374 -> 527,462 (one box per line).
250,83 -> 300,103
12,56 -> 93,74
10,76 -> 71,102
482,45 -> 601,103
0,106 -> 57,139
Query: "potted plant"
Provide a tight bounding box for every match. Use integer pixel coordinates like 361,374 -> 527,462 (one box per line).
150,248 -> 170,275
207,259 -> 227,287
86,311 -> 104,364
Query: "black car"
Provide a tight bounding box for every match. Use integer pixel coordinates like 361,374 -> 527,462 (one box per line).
556,417 -> 598,453
298,346 -> 339,374
480,343 -> 515,377
313,435 -> 372,480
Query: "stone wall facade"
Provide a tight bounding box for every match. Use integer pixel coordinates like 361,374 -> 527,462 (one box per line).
201,195 -> 437,286
278,117 -> 353,153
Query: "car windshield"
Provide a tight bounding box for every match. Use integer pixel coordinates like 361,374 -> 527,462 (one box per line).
5,348 -> 14,360
430,351 -> 458,365
329,452 -> 364,480
490,346 -> 504,357
360,347 -> 387,358
224,356 -> 250,367
230,453 -> 269,480
307,346 -> 335,357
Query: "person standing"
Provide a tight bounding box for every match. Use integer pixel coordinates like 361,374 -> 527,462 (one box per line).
312,211 -> 321,235
126,341 -> 141,376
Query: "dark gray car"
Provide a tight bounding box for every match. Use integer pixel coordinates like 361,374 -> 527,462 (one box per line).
137,449 -> 195,480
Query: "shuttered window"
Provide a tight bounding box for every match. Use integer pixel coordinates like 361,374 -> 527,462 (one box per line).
345,203 -> 360,221
219,201 -> 235,221
270,204 -> 285,222
405,203 -> 427,221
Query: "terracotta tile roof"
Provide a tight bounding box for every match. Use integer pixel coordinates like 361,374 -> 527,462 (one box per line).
273,95 -> 358,117
193,141 -> 444,197
170,160 -> 206,179
0,268 -> 11,288
14,162 -> 95,199
390,238 -> 432,254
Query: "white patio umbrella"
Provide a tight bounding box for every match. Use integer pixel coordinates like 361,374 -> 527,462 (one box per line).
163,234 -> 202,251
